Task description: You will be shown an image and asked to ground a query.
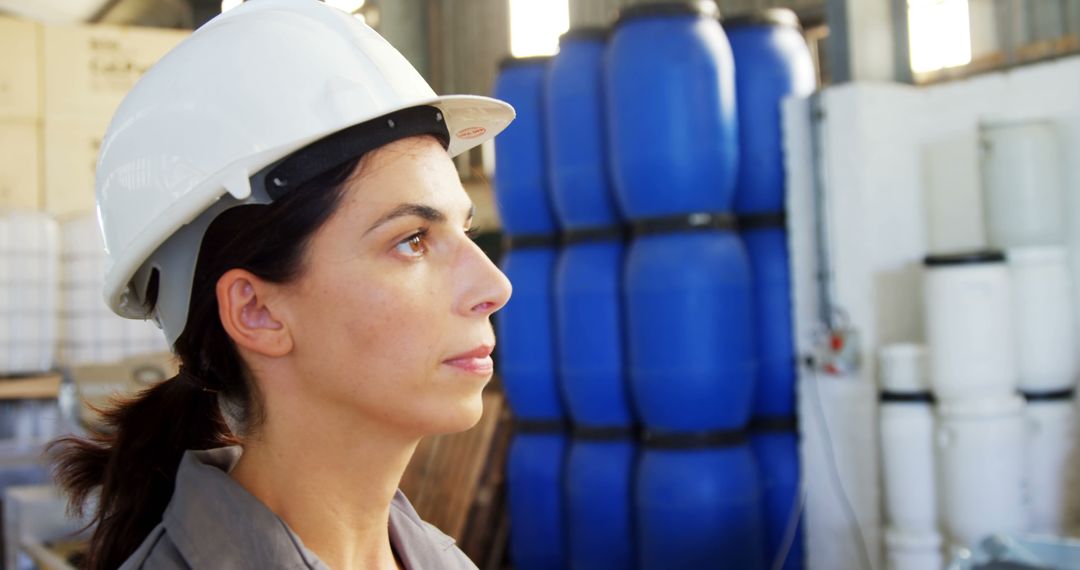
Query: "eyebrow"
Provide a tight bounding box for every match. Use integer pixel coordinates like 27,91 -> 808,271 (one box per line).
364,202 -> 476,235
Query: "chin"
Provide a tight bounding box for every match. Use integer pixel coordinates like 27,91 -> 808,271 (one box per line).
424,392 -> 487,436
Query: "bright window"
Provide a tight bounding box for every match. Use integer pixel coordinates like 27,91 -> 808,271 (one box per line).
908,0 -> 973,73
509,0 -> 570,58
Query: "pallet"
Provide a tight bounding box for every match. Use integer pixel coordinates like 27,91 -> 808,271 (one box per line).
0,374 -> 62,401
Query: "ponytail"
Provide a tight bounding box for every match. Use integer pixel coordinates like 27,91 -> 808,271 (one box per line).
49,370 -> 234,569
48,156 -> 364,569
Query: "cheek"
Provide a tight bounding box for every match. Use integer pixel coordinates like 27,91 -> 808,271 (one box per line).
336,275 -> 442,371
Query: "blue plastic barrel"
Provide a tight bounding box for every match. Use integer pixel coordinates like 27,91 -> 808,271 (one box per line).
742,224 -> 796,417
493,57 -> 558,236
566,436 -> 636,570
498,246 -> 564,421
624,228 -> 756,432
605,2 -> 738,219
727,9 -> 816,214
508,432 -> 568,570
752,429 -> 804,570
556,238 -> 633,428
546,28 -> 621,229
637,441 -> 765,569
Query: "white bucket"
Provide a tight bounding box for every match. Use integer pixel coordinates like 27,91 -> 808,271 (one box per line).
879,344 -> 929,393
937,395 -> 1028,548
880,396 -> 937,531
981,121 -> 1065,248
1009,246 -> 1079,392
885,528 -> 943,570
924,253 -> 1017,402
1025,393 -> 1078,534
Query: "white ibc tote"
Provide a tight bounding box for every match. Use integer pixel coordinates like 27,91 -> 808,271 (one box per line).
981,121 -> 1065,248
0,211 -> 60,375
1008,246 -> 1078,393
885,528 -> 943,570
60,214 -> 170,365
937,395 -> 1028,548
924,252 -> 1017,402
1024,392 -> 1078,534
879,343 -> 929,393
880,393 -> 938,531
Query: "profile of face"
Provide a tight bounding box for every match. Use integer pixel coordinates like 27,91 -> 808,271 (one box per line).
227,136 -> 512,439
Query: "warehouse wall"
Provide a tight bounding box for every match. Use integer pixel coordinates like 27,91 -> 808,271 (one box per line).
378,0 -> 431,81
568,0 -> 824,27
430,0 -> 509,97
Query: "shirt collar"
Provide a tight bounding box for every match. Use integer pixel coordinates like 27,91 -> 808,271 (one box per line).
165,446 -> 329,570
165,446 -> 458,570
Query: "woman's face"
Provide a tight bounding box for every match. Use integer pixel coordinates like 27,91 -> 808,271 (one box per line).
273,136 -> 511,437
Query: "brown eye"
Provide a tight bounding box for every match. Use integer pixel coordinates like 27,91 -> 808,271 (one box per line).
394,231 -> 428,258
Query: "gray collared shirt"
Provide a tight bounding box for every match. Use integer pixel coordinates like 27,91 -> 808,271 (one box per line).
118,446 -> 477,569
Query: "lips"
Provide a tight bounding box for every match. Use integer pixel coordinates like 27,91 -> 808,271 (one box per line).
443,344 -> 495,374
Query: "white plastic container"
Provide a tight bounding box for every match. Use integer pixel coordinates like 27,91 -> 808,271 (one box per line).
1009,246 -> 1078,392
885,528 -> 943,570
880,395 -> 938,531
879,344 -> 929,393
937,395 -> 1028,548
924,252 -> 1017,402
0,211 -> 60,375
1025,392 -> 1078,534
981,121 -> 1065,248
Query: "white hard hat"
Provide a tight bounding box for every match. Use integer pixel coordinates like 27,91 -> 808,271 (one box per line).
96,0 -> 514,347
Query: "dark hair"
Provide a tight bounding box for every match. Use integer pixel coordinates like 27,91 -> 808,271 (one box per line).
48,157 -> 364,570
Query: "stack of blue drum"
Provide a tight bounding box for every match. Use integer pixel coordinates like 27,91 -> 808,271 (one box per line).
493,3 -> 814,569
493,54 -> 569,570
729,8 -> 816,570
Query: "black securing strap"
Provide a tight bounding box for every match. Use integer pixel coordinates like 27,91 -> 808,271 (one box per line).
1022,388 -> 1076,402
573,425 -> 636,440
632,212 -> 737,236
514,419 -> 568,434
505,234 -> 560,250
562,225 -> 626,245
749,416 -> 798,433
880,391 -> 935,404
738,211 -> 787,230
265,105 -> 450,200
642,429 -> 747,449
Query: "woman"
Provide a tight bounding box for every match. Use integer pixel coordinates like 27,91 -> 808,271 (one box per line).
49,1 -> 515,568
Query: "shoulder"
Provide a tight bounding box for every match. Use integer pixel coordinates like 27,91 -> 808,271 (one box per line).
118,523 -> 191,570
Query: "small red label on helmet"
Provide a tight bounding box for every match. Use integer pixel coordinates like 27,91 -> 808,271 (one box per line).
456,126 -> 487,139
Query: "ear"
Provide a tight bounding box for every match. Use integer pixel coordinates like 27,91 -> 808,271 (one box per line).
216,269 -> 293,358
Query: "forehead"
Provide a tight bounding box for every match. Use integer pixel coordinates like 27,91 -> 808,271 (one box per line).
339,136 -> 468,218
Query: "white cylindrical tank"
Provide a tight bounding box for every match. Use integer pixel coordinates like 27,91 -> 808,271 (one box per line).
880,393 -> 938,532
885,528 -> 943,570
1025,391 -> 1078,534
924,252 -> 1017,402
937,395 -> 1028,548
981,121 -> 1065,248
879,344 -> 929,393
1009,246 -> 1078,392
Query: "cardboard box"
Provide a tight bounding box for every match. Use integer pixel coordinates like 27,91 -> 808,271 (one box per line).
43,22 -> 188,119
42,115 -> 109,219
0,120 -> 42,210
0,17 -> 42,120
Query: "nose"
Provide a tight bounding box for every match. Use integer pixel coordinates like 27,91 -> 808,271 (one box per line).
457,238 -> 512,317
